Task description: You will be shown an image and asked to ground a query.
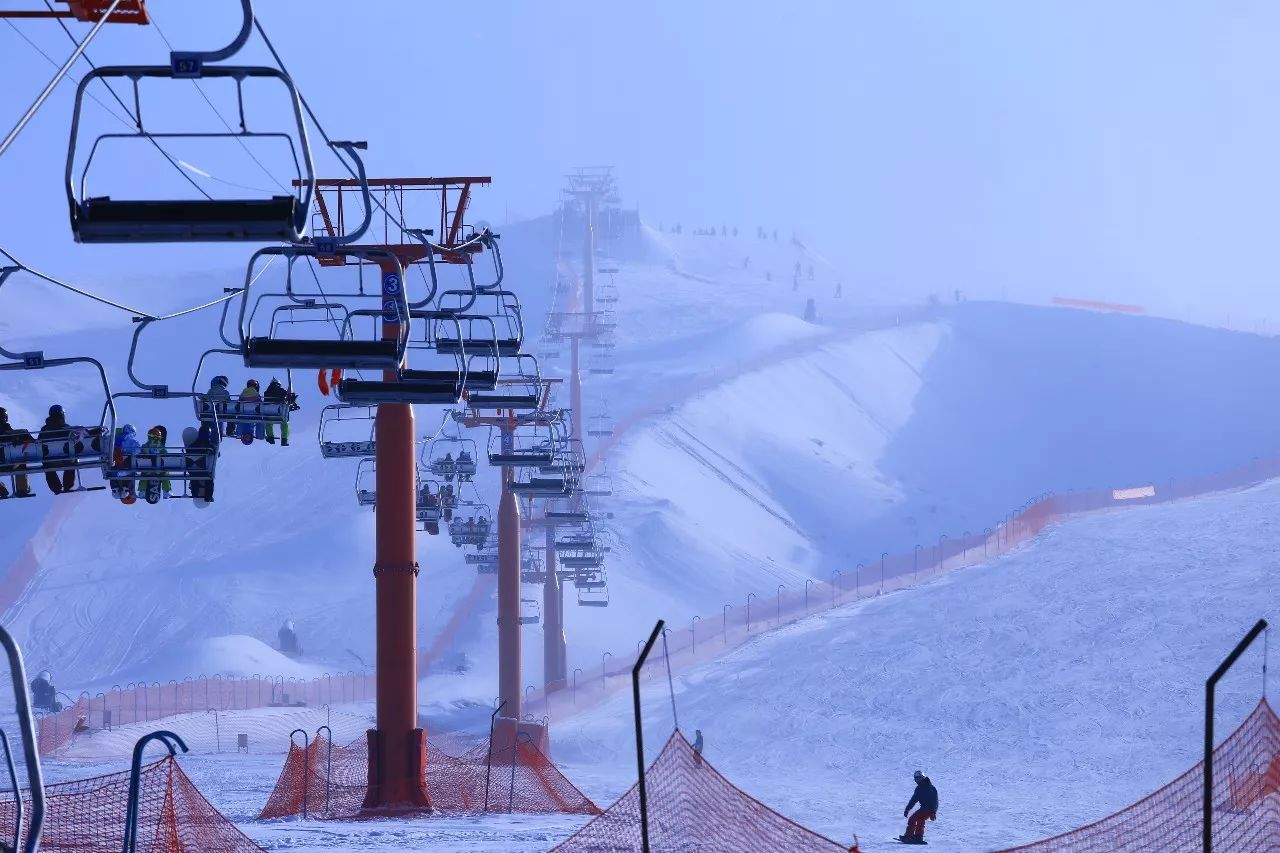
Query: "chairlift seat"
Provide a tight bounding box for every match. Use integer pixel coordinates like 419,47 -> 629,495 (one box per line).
356,488 -> 376,506
467,392 -> 540,410
546,510 -> 589,522
562,555 -> 603,569
108,447 -> 215,480
198,399 -> 290,424
74,196 -> 303,244
244,338 -> 402,371
435,337 -> 522,358
320,439 -> 377,459
577,598 -> 610,608
575,577 -> 608,589
1,428 -> 107,475
463,371 -> 499,392
488,450 -> 554,468
337,377 -> 460,406
509,477 -> 569,496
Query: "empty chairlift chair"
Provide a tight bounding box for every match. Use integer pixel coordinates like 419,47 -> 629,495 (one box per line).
334,308 -> 468,406
519,598 -> 541,625
465,547 -> 498,574
434,289 -> 525,359
486,422 -> 557,469
355,458 -> 377,507
465,355 -> 544,412
65,0 -> 316,243
239,247 -> 410,373
317,405 -> 377,458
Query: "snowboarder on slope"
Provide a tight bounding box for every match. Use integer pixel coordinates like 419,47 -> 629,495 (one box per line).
900,770 -> 938,844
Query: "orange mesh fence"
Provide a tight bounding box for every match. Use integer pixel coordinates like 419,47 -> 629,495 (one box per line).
998,699 -> 1280,851
38,671 -> 375,756
259,732 -> 599,819
0,756 -> 261,852
552,729 -> 849,852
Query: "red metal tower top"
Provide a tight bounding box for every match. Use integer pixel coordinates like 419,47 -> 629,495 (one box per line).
0,1 -> 149,23
294,176 -> 492,266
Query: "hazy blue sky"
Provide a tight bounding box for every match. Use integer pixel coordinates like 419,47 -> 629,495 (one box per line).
2,1 -> 1279,319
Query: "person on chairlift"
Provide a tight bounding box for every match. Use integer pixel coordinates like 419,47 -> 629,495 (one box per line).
0,407 -> 34,498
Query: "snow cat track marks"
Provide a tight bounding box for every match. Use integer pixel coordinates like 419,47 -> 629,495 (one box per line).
881,342 -> 926,381
811,363 -> 896,441
659,425 -> 804,536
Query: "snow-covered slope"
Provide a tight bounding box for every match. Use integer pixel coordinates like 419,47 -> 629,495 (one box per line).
552,478 -> 1279,852
5,218 -> 1280,733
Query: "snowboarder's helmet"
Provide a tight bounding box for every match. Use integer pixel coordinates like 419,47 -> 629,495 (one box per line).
212,375 -> 228,387
38,670 -> 50,682
247,379 -> 260,389
48,404 -> 63,417
913,770 -> 923,781
148,426 -> 164,440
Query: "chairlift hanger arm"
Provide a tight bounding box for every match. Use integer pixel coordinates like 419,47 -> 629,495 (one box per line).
0,625 -> 44,853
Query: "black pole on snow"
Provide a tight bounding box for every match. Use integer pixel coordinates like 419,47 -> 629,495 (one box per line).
634,620 -> 664,853
1204,619 -> 1267,853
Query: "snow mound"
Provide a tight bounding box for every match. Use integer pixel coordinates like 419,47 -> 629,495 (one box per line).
124,635 -> 326,683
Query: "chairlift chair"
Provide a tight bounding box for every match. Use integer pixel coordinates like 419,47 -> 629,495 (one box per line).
508,470 -> 571,498
465,355 -> 543,411
518,598 -> 541,625
0,347 -> 115,496
595,283 -> 619,305
486,421 -> 557,468
65,1 -> 317,243
239,246 -> 409,372
576,584 -> 609,608
355,458 -> 377,507
586,414 -> 615,438
584,472 -> 613,498
434,290 -> 524,358
424,435 -> 479,482
191,349 -> 293,435
334,309 -> 467,406
520,550 -> 546,584
317,405 -> 376,458
596,260 -> 620,275
449,503 -> 493,549
465,548 -> 498,574
416,478 -> 443,534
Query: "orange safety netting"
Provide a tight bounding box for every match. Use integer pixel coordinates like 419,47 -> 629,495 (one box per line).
259,732 -> 599,819
999,699 -> 1280,851
552,730 -> 851,853
38,672 -> 376,756
0,756 -> 261,852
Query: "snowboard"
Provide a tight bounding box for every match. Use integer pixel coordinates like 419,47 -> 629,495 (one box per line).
240,433 -> 254,445
895,837 -> 927,845
425,522 -> 440,536
144,482 -> 162,505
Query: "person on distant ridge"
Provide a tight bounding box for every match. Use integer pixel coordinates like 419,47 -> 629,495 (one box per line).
899,770 -> 938,844
692,729 -> 704,765
279,619 -> 301,657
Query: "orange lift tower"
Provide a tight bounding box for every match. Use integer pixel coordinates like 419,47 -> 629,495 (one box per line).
560,167 -> 618,444
304,175 -> 491,811
455,379 -> 562,754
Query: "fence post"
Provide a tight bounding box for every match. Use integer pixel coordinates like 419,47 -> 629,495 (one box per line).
483,700 -> 506,812
634,620 -> 664,853
1204,619 -> 1268,853
880,552 -> 888,594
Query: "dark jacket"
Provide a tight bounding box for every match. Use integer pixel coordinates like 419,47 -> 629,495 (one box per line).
264,379 -> 298,411
907,777 -> 939,813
